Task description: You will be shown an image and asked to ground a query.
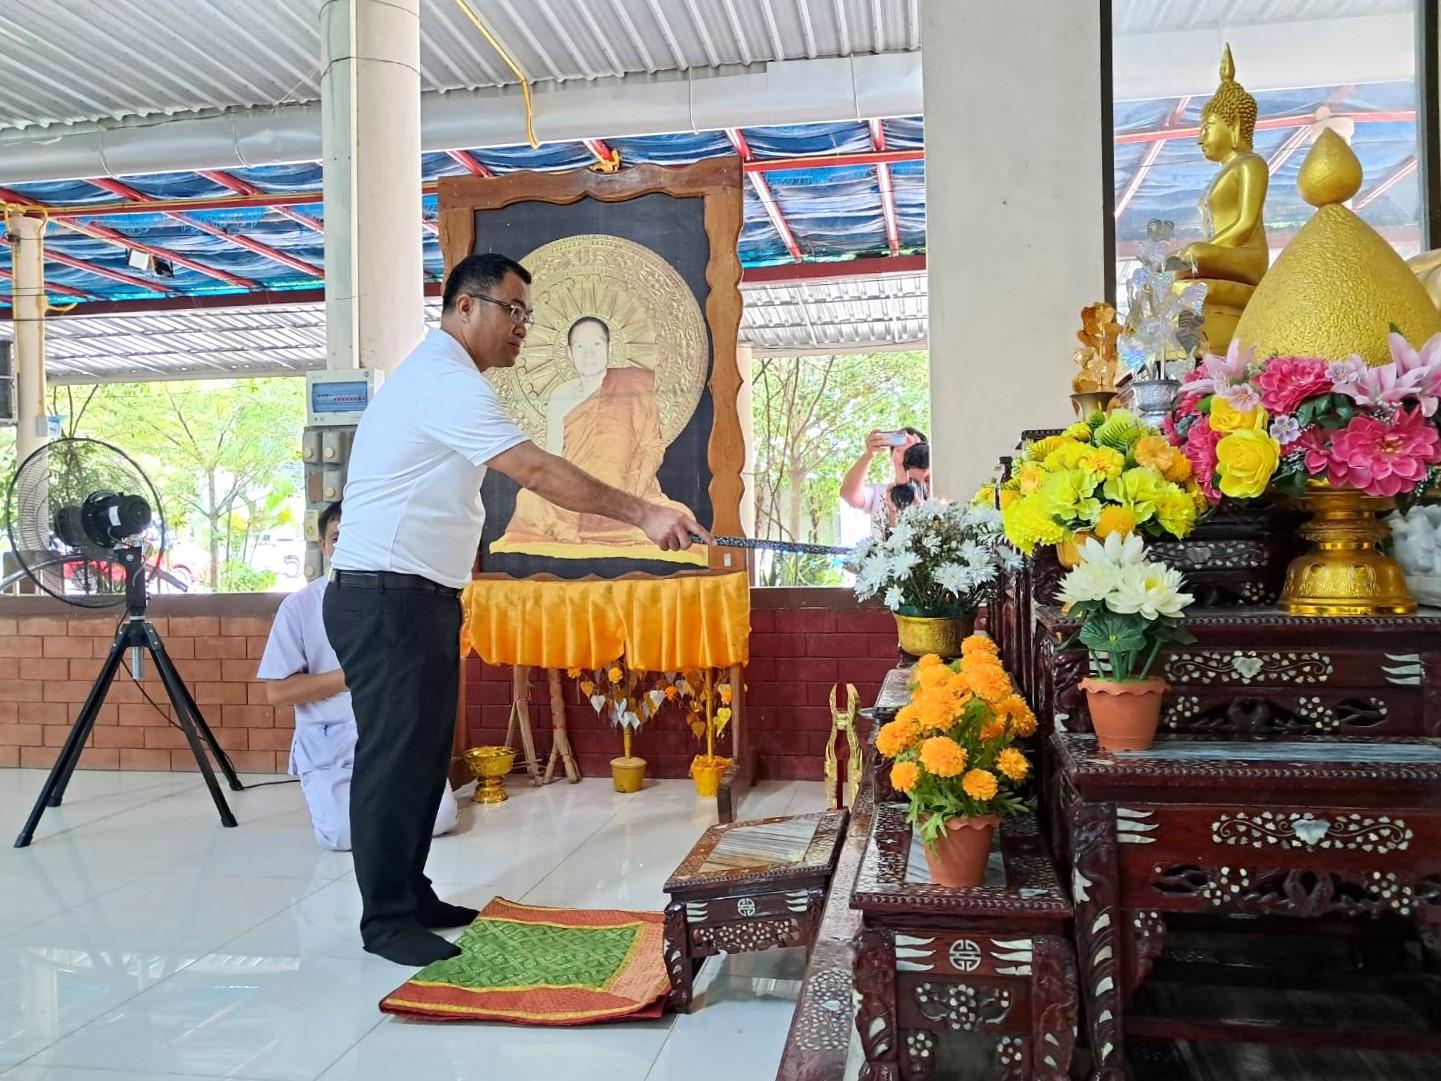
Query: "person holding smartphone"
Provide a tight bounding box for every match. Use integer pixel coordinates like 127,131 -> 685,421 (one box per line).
841,426 -> 930,537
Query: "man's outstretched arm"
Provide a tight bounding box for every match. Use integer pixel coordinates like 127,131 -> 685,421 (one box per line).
488,441 -> 714,552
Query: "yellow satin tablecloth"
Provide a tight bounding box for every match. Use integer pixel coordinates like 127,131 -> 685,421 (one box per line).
460,572 -> 750,671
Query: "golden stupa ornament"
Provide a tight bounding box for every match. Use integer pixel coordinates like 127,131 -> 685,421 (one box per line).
1179,45 -> 1270,352
1233,129 -> 1441,366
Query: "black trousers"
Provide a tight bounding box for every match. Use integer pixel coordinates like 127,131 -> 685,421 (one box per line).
323,578 -> 461,945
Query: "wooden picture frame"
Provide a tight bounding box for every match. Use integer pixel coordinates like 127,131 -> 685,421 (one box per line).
437,158 -> 746,571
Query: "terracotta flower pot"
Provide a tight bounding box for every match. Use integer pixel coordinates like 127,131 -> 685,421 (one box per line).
922,814 -> 1000,888
1081,677 -> 1168,753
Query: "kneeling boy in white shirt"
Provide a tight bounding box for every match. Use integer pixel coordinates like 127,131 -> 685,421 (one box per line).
258,501 -> 459,850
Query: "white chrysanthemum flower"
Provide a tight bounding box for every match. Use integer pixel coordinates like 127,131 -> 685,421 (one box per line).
933,562 -> 970,595
884,586 -> 904,611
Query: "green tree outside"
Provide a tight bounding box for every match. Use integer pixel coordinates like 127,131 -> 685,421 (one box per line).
751,351 -> 930,586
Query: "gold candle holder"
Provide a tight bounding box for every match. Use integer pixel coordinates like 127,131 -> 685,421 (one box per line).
464,745 -> 517,804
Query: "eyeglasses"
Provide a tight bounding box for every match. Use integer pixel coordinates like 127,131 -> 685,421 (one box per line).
469,294 -> 535,326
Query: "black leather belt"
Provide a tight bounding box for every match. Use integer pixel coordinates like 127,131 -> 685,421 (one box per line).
331,569 -> 462,598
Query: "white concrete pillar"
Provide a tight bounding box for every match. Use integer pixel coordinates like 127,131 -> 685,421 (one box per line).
319,0 -> 424,373
920,0 -> 1107,496
11,214 -> 48,464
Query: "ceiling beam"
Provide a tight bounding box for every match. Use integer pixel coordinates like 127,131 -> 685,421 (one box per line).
86,176 -> 324,280
1116,95 -> 1191,218
1116,108 -> 1414,146
1356,154 -> 1418,210
445,150 -> 494,177
196,169 -> 325,232
726,128 -> 802,262
868,119 -> 901,256
0,264 -> 94,300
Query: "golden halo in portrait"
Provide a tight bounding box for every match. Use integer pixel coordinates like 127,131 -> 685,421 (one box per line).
486,233 -> 709,445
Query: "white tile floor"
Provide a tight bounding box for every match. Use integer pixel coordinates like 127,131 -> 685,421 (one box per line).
0,768 -> 825,1081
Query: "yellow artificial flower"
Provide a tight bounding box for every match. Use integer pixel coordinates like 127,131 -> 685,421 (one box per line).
1103,467 -> 1166,523
1163,453 -> 1193,484
876,718 -> 920,758
1077,445 -> 1126,479
972,484 -> 997,508
608,666 -> 624,683
1154,485 -> 1198,537
566,667 -> 582,679
997,747 -> 1031,782
1001,495 -> 1066,554
1043,441 -> 1093,472
919,736 -> 968,778
1093,504 -> 1137,539
999,488 -> 1021,510
891,761 -> 920,793
1015,462 -> 1048,495
1215,429 -> 1281,499
1064,422 -> 1094,441
1026,434 -> 1068,461
1132,435 -> 1177,474
1039,468 -> 1103,524
1209,397 -> 1269,433
961,768 -> 1000,801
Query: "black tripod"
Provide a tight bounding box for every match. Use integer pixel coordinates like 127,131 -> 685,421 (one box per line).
14,545 -> 241,848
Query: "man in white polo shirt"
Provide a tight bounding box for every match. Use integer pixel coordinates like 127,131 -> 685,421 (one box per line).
258,500 -> 458,851
325,252 -> 709,965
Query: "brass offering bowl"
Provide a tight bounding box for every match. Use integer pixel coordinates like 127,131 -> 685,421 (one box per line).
464,745 -> 517,804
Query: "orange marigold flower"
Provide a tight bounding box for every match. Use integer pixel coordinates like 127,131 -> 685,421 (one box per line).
1133,435 -> 1176,475
916,653 -> 944,670
896,702 -> 920,725
663,685 -> 679,701
916,691 -> 960,731
960,634 -> 999,657
1009,705 -> 1038,738
918,663 -> 953,690
891,761 -> 921,793
945,671 -> 972,697
919,736 -> 968,778
961,768 -> 999,801
964,662 -> 1013,704
979,720 -> 1008,743
997,747 -> 1030,782
876,718 -> 919,759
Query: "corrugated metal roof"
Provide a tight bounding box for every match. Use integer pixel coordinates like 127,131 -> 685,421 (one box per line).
0,0 -> 920,132
39,273 -> 927,383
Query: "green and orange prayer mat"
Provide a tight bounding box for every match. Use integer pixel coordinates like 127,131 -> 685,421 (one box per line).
380,898 -> 672,1025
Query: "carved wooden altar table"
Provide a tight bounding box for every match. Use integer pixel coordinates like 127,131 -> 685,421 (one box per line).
459,571 -> 752,817
850,803 -> 1076,1081
662,808 -> 847,1010
1032,607 -> 1441,742
1054,732 -> 1441,1081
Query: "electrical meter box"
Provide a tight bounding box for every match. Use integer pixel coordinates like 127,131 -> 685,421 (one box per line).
306,369 -> 382,427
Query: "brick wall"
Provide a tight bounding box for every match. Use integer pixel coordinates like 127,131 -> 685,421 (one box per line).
0,595 -> 291,773
1,589 -> 900,782
463,590 -> 898,782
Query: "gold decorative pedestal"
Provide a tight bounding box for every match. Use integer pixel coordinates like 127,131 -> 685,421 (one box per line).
1280,486 -> 1416,616
894,613 -> 975,660
464,745 -> 517,804
1070,391 -> 1117,419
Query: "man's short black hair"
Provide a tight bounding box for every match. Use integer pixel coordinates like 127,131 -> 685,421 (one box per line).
568,316 -> 610,348
318,500 -> 343,538
902,442 -> 929,472
903,426 -> 928,443
442,253 -> 532,312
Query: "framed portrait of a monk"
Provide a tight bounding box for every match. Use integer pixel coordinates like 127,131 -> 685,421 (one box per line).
437,159 -> 744,580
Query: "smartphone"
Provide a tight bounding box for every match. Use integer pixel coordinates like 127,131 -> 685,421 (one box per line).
880,431 -> 909,447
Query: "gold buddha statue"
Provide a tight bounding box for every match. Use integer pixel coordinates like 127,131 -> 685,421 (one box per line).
1179,45 -> 1269,352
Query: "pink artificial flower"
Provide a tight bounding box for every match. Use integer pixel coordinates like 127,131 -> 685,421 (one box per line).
1218,383 -> 1262,412
1184,422 -> 1224,504
1384,332 -> 1441,417
1165,392 -> 1202,444
1295,428 -> 1333,477
1186,339 -> 1256,397
1328,408 -> 1441,498
1254,356 -> 1332,415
